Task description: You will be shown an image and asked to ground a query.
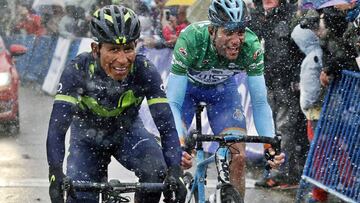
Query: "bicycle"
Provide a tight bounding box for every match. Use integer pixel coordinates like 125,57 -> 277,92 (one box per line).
62,178 -> 168,203
183,103 -> 281,203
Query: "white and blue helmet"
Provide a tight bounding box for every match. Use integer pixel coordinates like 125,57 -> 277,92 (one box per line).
208,0 -> 251,31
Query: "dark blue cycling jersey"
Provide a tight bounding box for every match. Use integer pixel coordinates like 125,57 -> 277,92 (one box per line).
46,52 -> 182,169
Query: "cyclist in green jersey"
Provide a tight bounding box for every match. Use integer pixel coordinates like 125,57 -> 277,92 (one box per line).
167,0 -> 285,197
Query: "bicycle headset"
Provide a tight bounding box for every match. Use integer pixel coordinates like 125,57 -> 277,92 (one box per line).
90,5 -> 141,45
208,0 -> 251,31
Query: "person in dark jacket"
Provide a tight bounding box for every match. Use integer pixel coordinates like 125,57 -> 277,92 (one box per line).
319,5 -> 359,87
249,0 -> 309,188
46,5 -> 187,203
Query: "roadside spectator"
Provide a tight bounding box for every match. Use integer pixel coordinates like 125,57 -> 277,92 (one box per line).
176,6 -> 190,35
320,5 -> 359,87
291,12 -> 327,202
151,0 -> 167,41
248,0 -> 266,38
0,0 -> 12,36
12,1 -> 46,36
162,7 -> 178,47
344,9 -> 360,57
250,0 -> 309,188
37,4 -> 65,36
162,6 -> 190,47
58,2 -> 77,38
139,0 -> 169,49
59,3 -> 89,38
291,9 -> 325,141
72,6 -> 89,37
135,1 -> 156,53
136,1 -> 153,37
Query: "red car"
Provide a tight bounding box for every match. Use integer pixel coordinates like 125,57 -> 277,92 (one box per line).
0,36 -> 27,135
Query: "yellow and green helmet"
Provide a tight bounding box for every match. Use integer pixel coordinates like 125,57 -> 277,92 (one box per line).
90,5 -> 141,44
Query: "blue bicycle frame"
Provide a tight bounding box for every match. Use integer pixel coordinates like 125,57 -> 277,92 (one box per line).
190,148 -> 214,202
184,103 -> 281,203
188,145 -> 230,203
186,103 -> 232,203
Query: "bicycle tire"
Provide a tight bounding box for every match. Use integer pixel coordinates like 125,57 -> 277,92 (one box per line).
183,172 -> 199,203
220,184 -> 244,203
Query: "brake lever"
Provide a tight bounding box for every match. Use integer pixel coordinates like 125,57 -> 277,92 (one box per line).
264,135 -> 281,171
62,177 -> 72,202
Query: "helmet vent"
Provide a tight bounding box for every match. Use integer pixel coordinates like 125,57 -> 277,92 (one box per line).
209,0 -> 249,30
225,0 -> 231,8
215,3 -> 229,22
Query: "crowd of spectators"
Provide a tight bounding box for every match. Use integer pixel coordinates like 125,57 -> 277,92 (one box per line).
248,0 -> 359,202
12,0 -> 46,36
161,6 -> 189,47
0,0 -> 189,46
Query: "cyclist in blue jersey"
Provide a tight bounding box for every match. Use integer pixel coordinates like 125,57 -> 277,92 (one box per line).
166,0 -> 285,197
46,5 -> 186,203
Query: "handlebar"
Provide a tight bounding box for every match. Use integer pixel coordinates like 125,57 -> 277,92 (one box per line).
184,131 -> 281,155
63,179 -> 166,202
63,178 -> 166,199
196,133 -> 280,145
184,103 -> 282,175
68,179 -> 166,193
183,132 -> 281,172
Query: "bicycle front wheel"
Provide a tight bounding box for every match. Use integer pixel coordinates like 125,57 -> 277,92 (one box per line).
220,184 -> 244,203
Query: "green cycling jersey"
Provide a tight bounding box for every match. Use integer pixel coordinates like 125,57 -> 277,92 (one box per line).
171,21 -> 264,85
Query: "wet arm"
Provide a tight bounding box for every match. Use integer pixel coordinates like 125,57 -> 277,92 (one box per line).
46,102 -> 74,168
166,73 -> 188,143
247,75 -> 275,137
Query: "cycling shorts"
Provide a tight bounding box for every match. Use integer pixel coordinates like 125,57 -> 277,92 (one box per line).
66,117 -> 166,202
182,77 -> 247,135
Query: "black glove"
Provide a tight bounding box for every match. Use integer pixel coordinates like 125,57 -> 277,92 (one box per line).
49,166 -> 65,203
163,166 -> 187,203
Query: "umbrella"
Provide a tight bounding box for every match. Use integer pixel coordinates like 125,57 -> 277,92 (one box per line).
302,0 -> 354,9
165,0 -> 196,6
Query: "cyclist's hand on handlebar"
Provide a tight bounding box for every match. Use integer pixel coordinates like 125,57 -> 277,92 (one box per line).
163,166 -> 187,203
62,177 -> 77,200
181,151 -> 193,170
264,138 -> 284,170
267,151 -> 285,169
48,166 -> 65,203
